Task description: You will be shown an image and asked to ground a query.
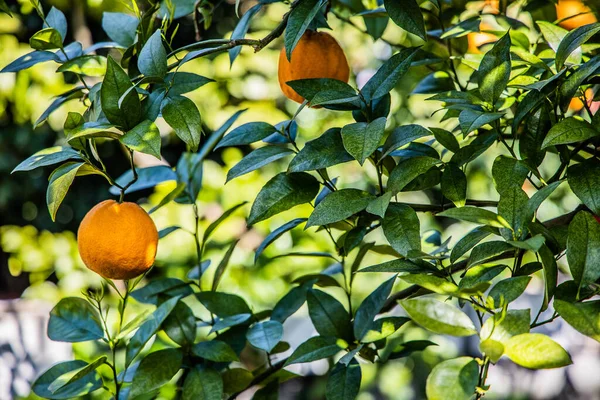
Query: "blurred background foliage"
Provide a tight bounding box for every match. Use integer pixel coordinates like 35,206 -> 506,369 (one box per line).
0,0 -> 592,398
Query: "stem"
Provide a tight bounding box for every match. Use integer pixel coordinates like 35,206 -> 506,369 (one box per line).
476,357 -> 491,399
119,150 -> 138,203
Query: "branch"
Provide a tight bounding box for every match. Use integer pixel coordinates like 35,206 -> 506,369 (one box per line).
227,359 -> 286,399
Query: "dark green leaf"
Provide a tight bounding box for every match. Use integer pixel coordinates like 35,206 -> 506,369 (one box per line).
48,297 -> 104,342
307,189 -> 375,228
567,211 -> 600,294
489,276 -> 531,307
163,72 -> 214,96
383,0 -> 425,40
255,218 -> 307,263
47,356 -> 107,394
101,57 -> 141,130
163,301 -> 196,347
247,321 -> 284,352
307,289 -> 352,339
354,276 -> 396,340
46,162 -> 86,221
478,33 -> 511,104
196,292 -> 251,317
102,12 -> 138,47
284,0 -> 327,60
441,163 -> 467,207
288,128 -> 354,172
162,95 -> 202,151
285,336 -> 342,366
459,109 -> 504,135
229,4 -> 262,64
130,349 -> 182,398
326,359 -> 361,400
1,50 -> 59,73
366,192 -> 393,218
382,203 -> 421,256
568,160 -> 600,215
12,147 -> 81,173
556,23 -> 600,70
381,124 -> 431,159
341,117 -> 386,165
217,122 -> 278,149
182,368 -> 223,400
227,146 -> 293,182
249,172 -> 319,225
438,207 -> 509,229
450,227 -> 492,263
138,30 -> 167,78
192,340 -> 240,362
361,47 -> 419,101
387,157 -> 440,193
358,259 -> 433,273
212,239 -> 239,291
130,278 -> 192,305
541,117 -> 598,149
554,299 -> 600,342
32,361 -> 102,399
468,241 -> 513,268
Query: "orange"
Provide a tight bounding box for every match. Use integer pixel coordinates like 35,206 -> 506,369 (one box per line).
483,0 -> 500,14
467,23 -> 497,53
556,0 -> 597,31
78,200 -> 158,280
568,88 -> 594,112
278,30 -> 350,104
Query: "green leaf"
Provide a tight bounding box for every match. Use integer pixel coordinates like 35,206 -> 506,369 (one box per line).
498,186 -> 529,234
130,349 -> 182,398
32,360 -> 103,399
192,340 -> 240,362
426,357 -> 479,400
387,156 -> 440,193
354,276 -> 396,340
203,202 -> 247,246
101,57 -> 141,130
458,109 -> 504,135
285,336 -> 342,366
556,23 -> 600,70
489,276 -> 531,307
307,289 -> 353,340
478,33 -> 511,104
538,244 -> 558,311
307,189 -> 375,228
247,321 -> 284,352
492,155 -> 529,195
438,207 -> 509,229
130,278 -> 192,305
138,30 -> 167,78
47,356 -> 107,394
182,368 -> 223,400
288,128 -> 354,172
388,340 -> 437,359
102,12 -> 138,47
284,0 -> 327,60
341,117 -> 387,165
401,274 -> 489,300
431,127 -> 460,153
567,211 -> 600,294
504,333 -> 572,369
361,47 -> 419,101
541,117 -> 598,149
227,146 -> 293,182
46,162 -> 86,221
12,147 -> 81,173
286,78 -> 357,104
383,0 -> 425,40
195,292 -> 251,317
326,359 -> 361,400
381,124 -> 431,158
229,4 -> 262,64
30,28 -> 63,50
382,203 -> 421,256
57,55 -> 106,77
480,309 -> 530,349
255,218 -> 307,263
212,239 -> 239,291
216,122 -> 278,149
400,298 -> 477,336
0,0 -> 11,16
361,316 -> 410,343
248,172 -> 319,225
450,227 -> 493,263
468,241 -> 513,268
163,72 -> 214,96
1,50 -> 59,73
366,192 -> 393,218
120,120 -> 161,159
554,299 -> 600,342
358,259 -> 433,274
47,298 -> 104,342
568,160 -> 600,215
126,296 -> 180,366
508,235 -> 546,252
162,95 -> 202,151
163,301 -> 196,347
211,313 -> 252,333
441,163 -> 467,207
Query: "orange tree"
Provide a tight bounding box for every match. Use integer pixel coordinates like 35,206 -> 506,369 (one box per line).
3,0 -> 600,399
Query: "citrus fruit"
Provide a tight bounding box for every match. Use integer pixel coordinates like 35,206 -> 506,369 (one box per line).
78,200 -> 159,280
556,0 -> 597,31
467,23 -> 497,53
278,30 -> 350,104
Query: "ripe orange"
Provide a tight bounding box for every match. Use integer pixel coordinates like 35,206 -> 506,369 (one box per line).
568,88 -> 595,112
78,200 -> 159,280
467,23 -> 497,53
556,0 -> 597,31
278,30 -> 350,104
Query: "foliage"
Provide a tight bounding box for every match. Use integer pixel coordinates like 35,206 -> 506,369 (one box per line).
3,0 -> 600,399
